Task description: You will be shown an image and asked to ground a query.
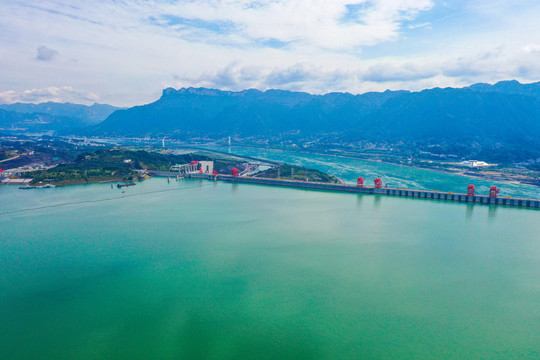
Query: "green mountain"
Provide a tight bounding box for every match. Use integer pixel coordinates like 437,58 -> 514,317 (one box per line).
88,87 -> 408,136
83,81 -> 540,162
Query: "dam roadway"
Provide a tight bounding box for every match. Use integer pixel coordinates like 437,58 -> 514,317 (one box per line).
151,172 -> 540,209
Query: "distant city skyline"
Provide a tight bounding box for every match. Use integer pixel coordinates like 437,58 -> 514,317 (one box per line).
1,0 -> 540,106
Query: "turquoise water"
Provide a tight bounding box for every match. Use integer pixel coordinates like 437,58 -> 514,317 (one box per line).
199,146 -> 540,199
1,177 -> 539,359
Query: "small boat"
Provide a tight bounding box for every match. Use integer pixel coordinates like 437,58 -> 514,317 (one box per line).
117,182 -> 136,188
19,184 -> 55,189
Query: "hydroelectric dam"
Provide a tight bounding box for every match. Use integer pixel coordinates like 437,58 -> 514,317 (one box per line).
151,171 -> 540,209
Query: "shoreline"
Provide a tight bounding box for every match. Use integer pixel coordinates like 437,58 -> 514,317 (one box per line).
28,177 -> 143,187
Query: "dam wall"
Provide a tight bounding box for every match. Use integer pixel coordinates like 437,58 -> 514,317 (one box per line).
182,173 -> 540,209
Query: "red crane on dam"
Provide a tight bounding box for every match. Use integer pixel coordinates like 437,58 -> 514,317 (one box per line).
374,178 -> 383,189
357,177 -> 364,187
489,186 -> 499,198
467,185 -> 475,196
231,168 -> 239,177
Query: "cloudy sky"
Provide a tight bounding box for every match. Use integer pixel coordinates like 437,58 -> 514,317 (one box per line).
1,0 -> 540,106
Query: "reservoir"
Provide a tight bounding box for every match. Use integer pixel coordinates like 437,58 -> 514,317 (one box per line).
1,177 -> 539,359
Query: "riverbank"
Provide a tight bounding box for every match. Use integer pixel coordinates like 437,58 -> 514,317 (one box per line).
43,176 -> 148,187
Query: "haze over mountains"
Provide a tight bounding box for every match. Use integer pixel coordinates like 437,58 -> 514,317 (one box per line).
81,80 -> 540,162
0,102 -> 120,132
1,81 -> 539,163
89,80 -> 539,136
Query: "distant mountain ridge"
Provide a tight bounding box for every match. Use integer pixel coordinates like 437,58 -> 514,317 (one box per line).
90,86 -> 412,136
0,102 -> 121,132
465,80 -> 540,97
91,80 -> 536,125
4,81 -> 539,163
0,109 -> 81,131
83,81 -> 540,162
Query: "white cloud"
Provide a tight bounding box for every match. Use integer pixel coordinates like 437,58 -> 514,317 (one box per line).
0,0 -> 539,105
407,22 -> 431,30
0,86 -> 99,104
148,0 -> 434,49
171,62 -> 360,94
362,62 -> 437,82
524,44 -> 540,54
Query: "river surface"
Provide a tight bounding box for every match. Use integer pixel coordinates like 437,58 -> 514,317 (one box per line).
198,145 -> 540,199
1,155 -> 539,359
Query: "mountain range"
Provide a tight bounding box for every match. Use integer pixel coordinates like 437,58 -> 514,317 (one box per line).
0,102 -> 121,132
89,81 -> 540,138
82,80 -> 540,162
1,81 -> 539,163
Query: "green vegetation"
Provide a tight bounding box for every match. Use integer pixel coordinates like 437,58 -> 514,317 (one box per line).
31,166 -> 136,186
25,147 -> 343,186
253,164 -> 340,183
0,149 -> 13,161
28,149 -> 212,185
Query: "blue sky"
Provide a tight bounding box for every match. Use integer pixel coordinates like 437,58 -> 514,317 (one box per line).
1,0 -> 540,106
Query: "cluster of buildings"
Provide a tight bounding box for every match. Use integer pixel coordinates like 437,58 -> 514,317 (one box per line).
170,161 -> 214,175
457,160 -> 494,167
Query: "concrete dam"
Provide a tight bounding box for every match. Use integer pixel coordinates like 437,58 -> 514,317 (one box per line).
176,173 -> 540,209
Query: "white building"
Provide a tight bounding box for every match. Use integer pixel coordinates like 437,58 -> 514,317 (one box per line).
170,161 -> 214,174
198,161 -> 214,174
458,160 -> 492,167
